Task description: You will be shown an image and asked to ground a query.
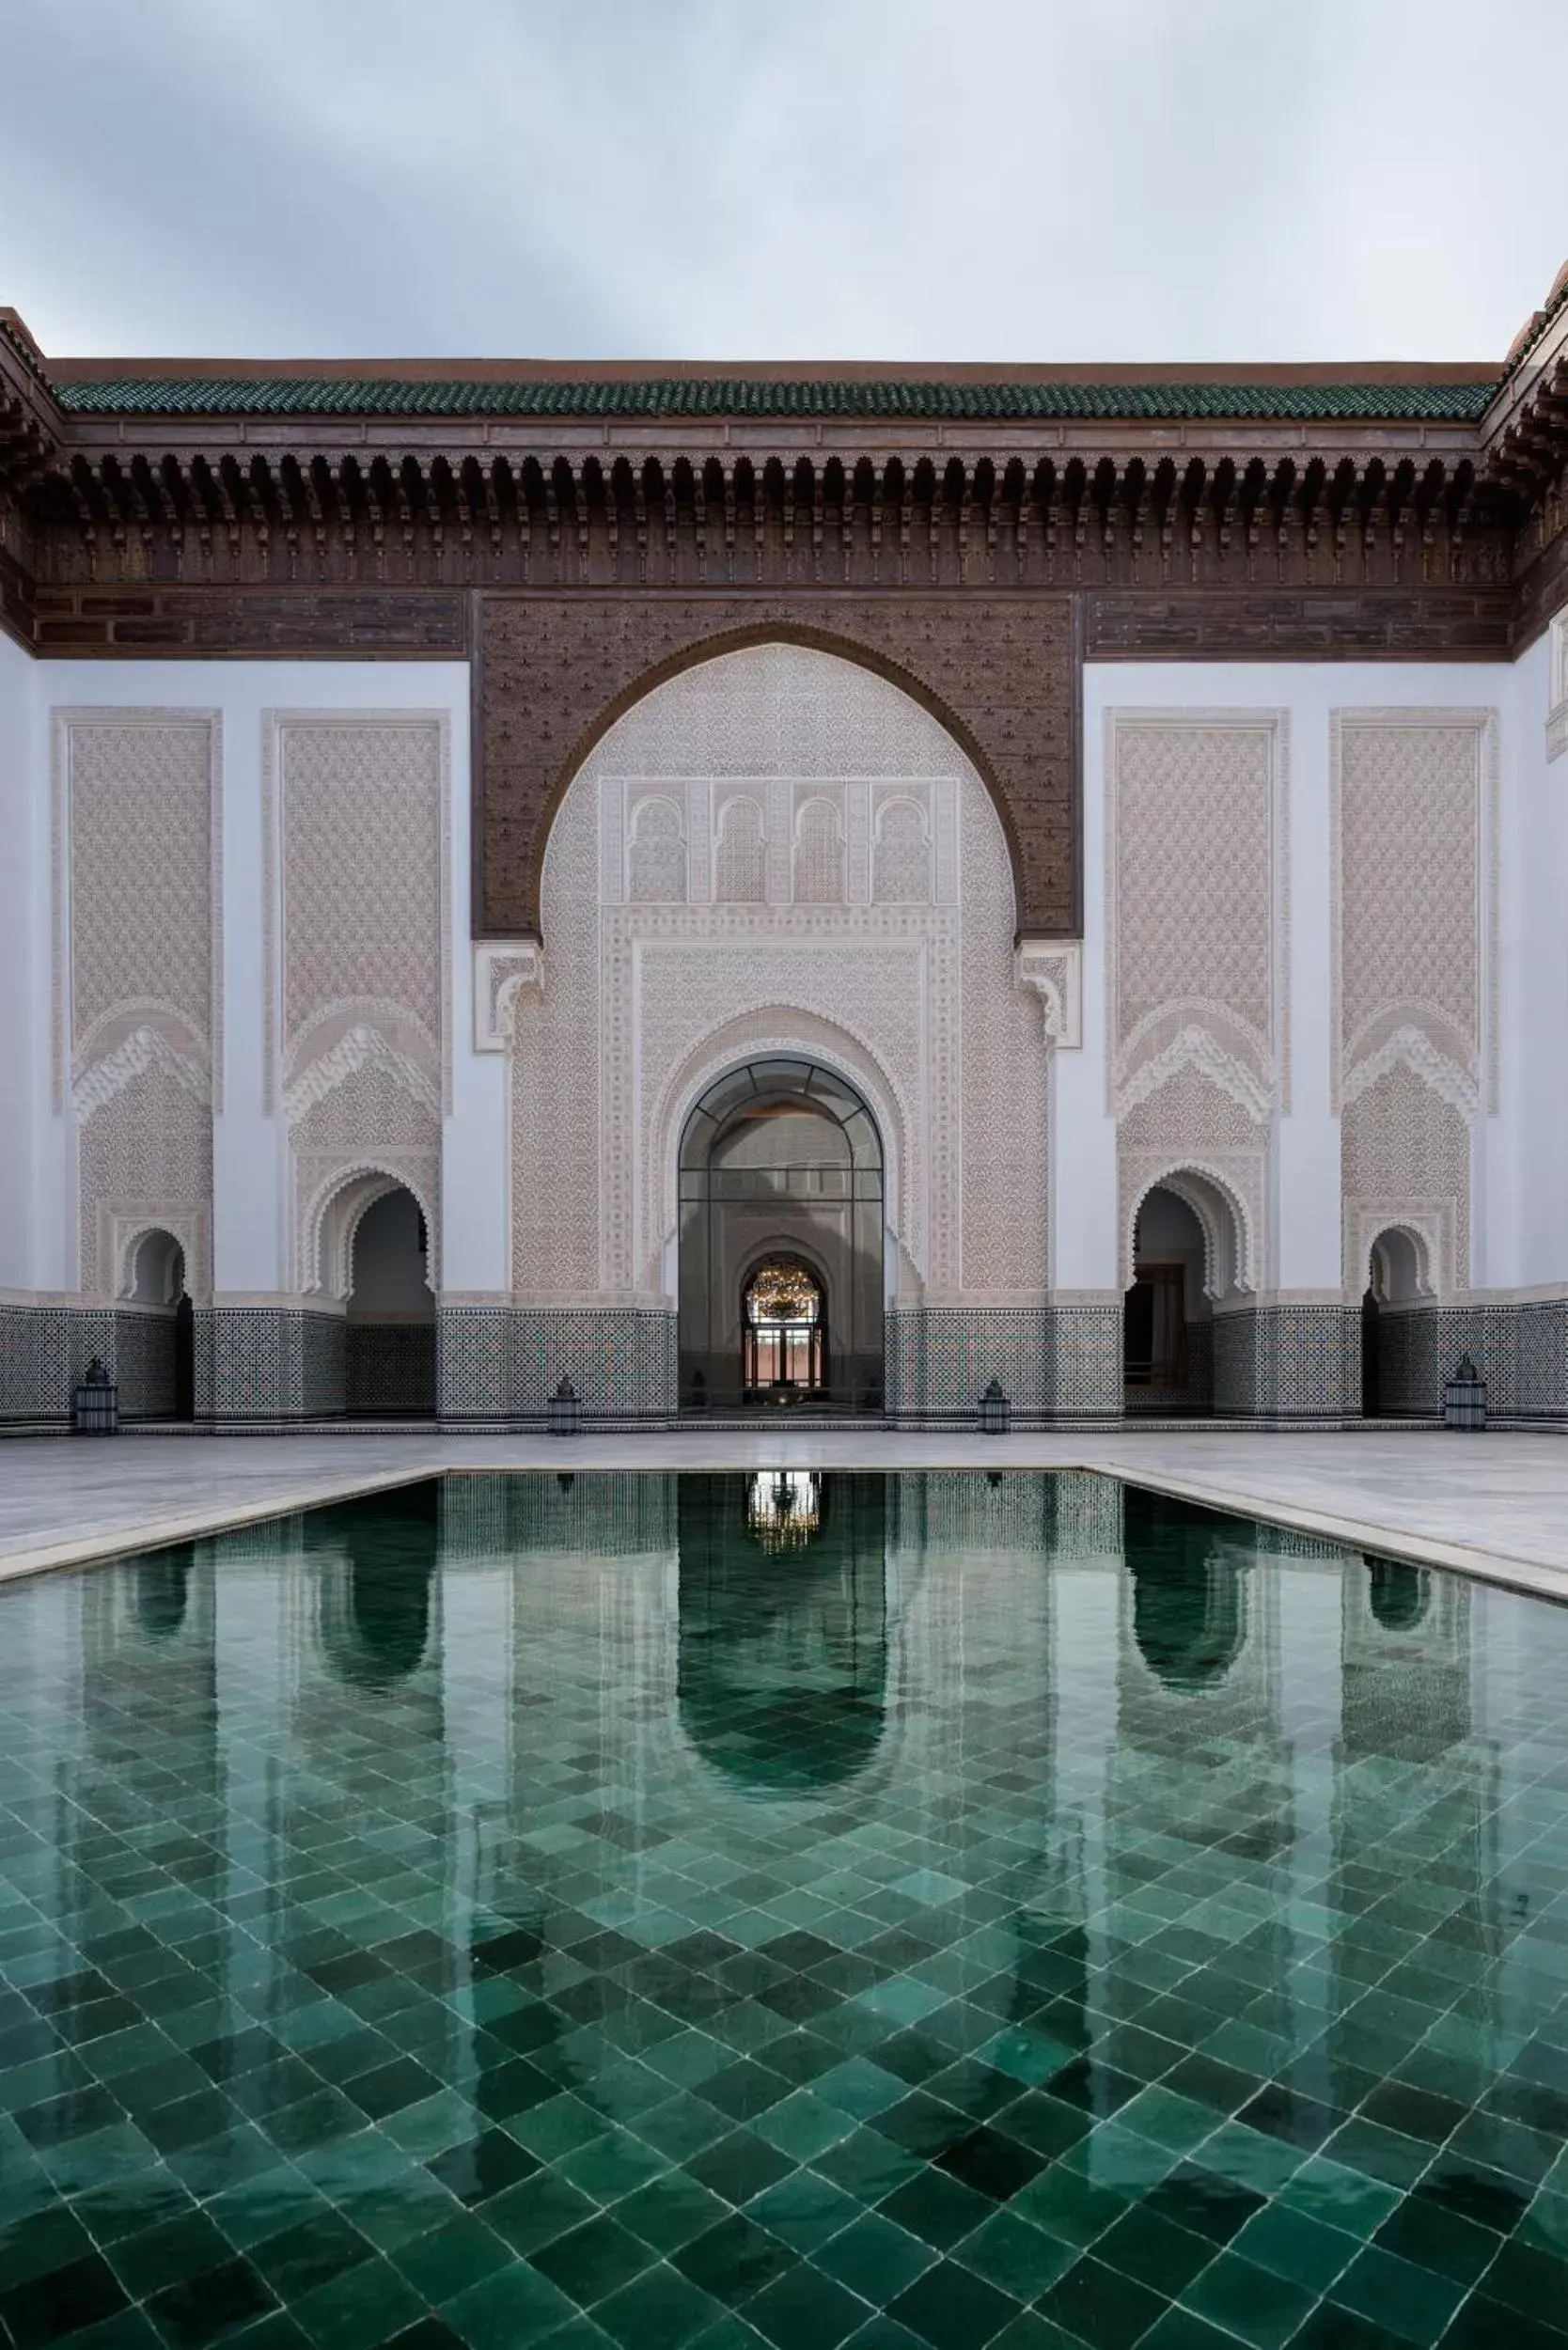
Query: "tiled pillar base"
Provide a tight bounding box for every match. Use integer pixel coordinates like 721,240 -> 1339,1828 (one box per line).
0,1303 -> 118,1423
1372,1305 -> 1444,1416
1438,1299 -> 1568,1421
437,1306 -> 677,1425
1213,1304 -> 1362,1419
207,1306 -> 346,1422
345,1322 -> 436,1415
886,1302 -> 1123,1423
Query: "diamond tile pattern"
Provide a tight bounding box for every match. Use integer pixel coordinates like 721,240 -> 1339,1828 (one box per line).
1,1471 -> 1566,2350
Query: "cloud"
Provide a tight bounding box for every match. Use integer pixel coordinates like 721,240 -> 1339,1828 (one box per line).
3,0 -> 1564,361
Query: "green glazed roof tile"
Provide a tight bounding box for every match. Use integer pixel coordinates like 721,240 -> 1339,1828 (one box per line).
51,376 -> 1498,424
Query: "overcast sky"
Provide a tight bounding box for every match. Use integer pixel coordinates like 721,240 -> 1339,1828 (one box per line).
5,0 -> 1565,366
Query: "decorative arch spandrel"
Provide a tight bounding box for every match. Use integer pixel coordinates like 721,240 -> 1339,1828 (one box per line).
478,599 -> 1078,940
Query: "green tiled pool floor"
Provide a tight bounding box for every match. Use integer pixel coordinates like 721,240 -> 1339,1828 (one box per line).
3,1470 -> 1568,2349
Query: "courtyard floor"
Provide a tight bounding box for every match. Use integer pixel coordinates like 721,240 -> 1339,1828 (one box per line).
1,1428 -> 1566,1601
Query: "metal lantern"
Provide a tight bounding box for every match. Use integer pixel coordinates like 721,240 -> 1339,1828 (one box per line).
547,1375 -> 583,1437
978,1377 -> 1011,1435
73,1355 -> 118,1435
1443,1355 -> 1486,1431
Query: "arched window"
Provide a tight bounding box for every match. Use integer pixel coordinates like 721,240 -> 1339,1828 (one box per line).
872,798 -> 931,903
715,797 -> 766,903
743,1257 -> 825,1395
628,797 -> 687,902
792,799 -> 844,903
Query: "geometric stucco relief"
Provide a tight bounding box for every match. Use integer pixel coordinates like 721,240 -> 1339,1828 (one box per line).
509,641 -> 1047,1309
263,712 -> 450,1292
1105,709 -> 1288,1292
52,708 -> 222,1299
1333,707 -> 1497,1293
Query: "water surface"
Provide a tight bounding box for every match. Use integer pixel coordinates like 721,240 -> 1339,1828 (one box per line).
1,1471 -> 1565,2350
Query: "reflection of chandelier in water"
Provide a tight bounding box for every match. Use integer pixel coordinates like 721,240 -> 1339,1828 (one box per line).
746,1469 -> 823,1551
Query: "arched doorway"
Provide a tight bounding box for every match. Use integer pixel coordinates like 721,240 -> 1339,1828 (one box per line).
129,1230 -> 195,1422
1361,1227 -> 1434,1418
742,1256 -> 826,1399
1123,1186 -> 1212,1414
344,1186 -> 435,1418
678,1059 -> 884,1414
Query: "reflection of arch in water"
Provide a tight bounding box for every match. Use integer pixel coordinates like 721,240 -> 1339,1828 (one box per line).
678,1058 -> 886,1411
135,1548 -> 192,1641
1369,1559 -> 1431,1633
313,1483 -> 439,1690
1123,1489 -> 1247,1692
676,1472 -> 887,1792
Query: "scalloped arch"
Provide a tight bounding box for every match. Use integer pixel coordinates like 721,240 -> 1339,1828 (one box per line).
1124,1164 -> 1255,1299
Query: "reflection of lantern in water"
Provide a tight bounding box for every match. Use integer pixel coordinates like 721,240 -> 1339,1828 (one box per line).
746,1468 -> 823,1551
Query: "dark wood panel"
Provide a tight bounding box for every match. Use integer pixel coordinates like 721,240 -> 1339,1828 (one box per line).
32,586 -> 469,657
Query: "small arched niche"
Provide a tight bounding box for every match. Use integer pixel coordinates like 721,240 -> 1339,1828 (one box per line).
1361,1225 -> 1437,1418
1124,1185 -> 1212,1414
127,1229 -> 195,1422
678,1059 -> 884,1414
340,1183 -> 436,1418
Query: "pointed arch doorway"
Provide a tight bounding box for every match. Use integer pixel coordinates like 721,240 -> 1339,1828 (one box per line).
679,1058 -> 885,1415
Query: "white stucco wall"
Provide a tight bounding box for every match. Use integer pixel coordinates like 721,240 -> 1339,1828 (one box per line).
1505,626 -> 1568,1288
3,631 -> 1563,1311
0,631 -> 39,1292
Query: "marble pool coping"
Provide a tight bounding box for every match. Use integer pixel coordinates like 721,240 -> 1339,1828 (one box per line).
0,1428 -> 1566,1604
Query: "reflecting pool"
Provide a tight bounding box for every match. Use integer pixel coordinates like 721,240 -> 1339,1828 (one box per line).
2,1471 -> 1567,2350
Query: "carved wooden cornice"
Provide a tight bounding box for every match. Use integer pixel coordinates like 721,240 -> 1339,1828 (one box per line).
4,277 -> 1568,653
18,439 -> 1515,605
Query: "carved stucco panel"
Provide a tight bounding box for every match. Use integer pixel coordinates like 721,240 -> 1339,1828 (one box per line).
53,710 -> 222,1298
478,595 -> 1077,938
1105,710 -> 1287,1108
958,760 -> 1047,1297
511,755 -> 601,1298
1341,1058 -> 1471,1297
1105,710 -> 1284,1296
265,713 -> 449,1292
78,1067 -> 212,1300
1331,708 -> 1497,1298
1331,709 -> 1497,1108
